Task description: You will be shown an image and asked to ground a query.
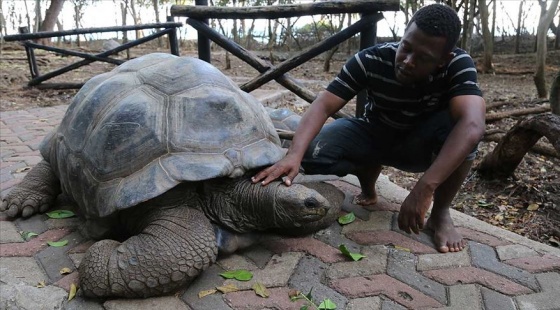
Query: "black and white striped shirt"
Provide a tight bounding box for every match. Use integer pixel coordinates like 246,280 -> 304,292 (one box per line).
327,42 -> 482,130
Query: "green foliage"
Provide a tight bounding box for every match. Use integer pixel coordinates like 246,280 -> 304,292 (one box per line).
219,269 -> 253,281
290,288 -> 337,310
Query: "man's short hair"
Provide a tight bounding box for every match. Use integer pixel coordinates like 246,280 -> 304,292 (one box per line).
408,4 -> 462,52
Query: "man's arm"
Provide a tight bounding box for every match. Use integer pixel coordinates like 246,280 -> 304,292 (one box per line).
398,94 -> 486,234
419,94 -> 486,191
252,90 -> 348,186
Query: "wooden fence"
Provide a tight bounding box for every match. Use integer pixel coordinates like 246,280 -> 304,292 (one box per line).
171,0 -> 400,117
2,19 -> 182,89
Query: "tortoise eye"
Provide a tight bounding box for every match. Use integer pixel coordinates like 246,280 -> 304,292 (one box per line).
304,198 -> 318,208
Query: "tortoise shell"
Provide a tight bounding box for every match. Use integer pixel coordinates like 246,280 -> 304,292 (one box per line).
41,53 -> 283,218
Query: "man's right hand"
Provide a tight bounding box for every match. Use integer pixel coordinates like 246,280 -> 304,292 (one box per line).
251,154 -> 302,186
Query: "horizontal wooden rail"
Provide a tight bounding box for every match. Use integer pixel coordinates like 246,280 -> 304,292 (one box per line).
3,22 -> 182,41
28,28 -> 174,86
171,0 -> 399,19
24,42 -> 124,65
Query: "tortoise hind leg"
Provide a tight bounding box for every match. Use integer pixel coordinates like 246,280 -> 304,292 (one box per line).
79,206 -> 218,298
0,160 -> 61,218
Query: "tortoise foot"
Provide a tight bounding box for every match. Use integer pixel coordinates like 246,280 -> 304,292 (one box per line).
0,160 -> 60,218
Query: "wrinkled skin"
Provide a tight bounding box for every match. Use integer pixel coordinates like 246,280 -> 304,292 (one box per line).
1,163 -> 338,298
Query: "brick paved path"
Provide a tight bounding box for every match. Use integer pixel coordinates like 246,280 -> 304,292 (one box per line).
1,99 -> 560,310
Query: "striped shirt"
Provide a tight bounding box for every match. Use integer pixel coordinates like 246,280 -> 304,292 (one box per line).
327,42 -> 482,130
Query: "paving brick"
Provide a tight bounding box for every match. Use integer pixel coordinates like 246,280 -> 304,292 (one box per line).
326,245 -> 388,281
46,217 -> 82,230
347,230 -> 438,254
456,227 -> 511,247
216,253 -> 258,271
504,254 -> 560,272
433,284 -> 482,310
422,266 -> 533,295
266,237 -> 346,263
341,211 -> 393,234
416,249 -> 471,271
239,244 -> 274,269
69,253 -> 84,269
330,274 -> 442,309
63,297 -> 105,310
224,287 -> 307,310
223,252 -> 302,290
380,297 -> 408,310
469,241 -> 539,291
480,287 -> 517,310
14,213 -> 49,235
68,240 -> 95,254
516,272 -> 560,310
315,219 -> 361,251
288,255 -> 348,309
345,297 -> 382,310
387,248 -> 447,305
0,228 -> 72,257
0,257 -> 46,285
496,244 -> 539,261
53,271 -> 80,292
35,231 -> 84,283
0,221 -> 24,243
104,296 -> 191,310
180,264 -> 232,310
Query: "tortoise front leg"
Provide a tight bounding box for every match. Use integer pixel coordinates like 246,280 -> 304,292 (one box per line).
79,206 -> 218,298
0,160 -> 61,218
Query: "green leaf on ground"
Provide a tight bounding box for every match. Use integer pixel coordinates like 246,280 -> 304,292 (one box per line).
339,244 -> 366,261
338,212 -> 355,225
318,298 -> 337,309
21,231 -> 38,241
46,210 -> 75,219
47,240 -> 68,247
219,269 -> 253,281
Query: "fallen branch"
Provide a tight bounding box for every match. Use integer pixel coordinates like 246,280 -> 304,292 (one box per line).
486,105 -> 550,122
477,113 -> 560,178
483,133 -> 560,158
486,98 -> 549,111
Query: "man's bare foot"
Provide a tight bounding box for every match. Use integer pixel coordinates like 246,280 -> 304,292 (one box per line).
352,192 -> 378,206
425,212 -> 465,253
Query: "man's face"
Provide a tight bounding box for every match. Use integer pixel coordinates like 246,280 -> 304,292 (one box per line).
395,22 -> 450,85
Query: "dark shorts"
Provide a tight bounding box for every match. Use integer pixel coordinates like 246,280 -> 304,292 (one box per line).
301,109 -> 478,175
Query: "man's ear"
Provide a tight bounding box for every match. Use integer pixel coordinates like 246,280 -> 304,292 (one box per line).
438,52 -> 453,68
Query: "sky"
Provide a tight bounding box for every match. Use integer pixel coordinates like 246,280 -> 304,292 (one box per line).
1,0 -> 549,40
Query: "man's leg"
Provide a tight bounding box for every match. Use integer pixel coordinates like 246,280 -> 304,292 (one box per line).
426,159 -> 472,253
354,164 -> 382,205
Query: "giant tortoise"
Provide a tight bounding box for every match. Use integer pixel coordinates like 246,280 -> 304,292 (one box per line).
0,53 -> 342,298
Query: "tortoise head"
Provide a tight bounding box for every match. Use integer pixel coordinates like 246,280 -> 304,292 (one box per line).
273,182 -> 332,227
269,181 -> 344,235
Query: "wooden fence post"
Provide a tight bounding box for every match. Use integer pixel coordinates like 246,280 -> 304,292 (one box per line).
195,0 -> 211,63
167,16 -> 180,56
19,26 -> 39,79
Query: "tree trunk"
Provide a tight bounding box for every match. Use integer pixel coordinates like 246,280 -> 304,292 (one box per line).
121,1 -> 130,59
515,0 -> 523,54
477,114 -> 560,179
534,0 -> 560,98
556,15 -> 560,49
0,0 -> 7,37
479,0 -> 494,73
152,0 -> 162,47
551,71 -> 560,115
34,0 -> 42,32
465,0 -> 476,53
39,0 -> 64,32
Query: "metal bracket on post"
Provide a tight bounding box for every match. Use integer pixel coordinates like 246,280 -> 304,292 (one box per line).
356,13 -> 378,118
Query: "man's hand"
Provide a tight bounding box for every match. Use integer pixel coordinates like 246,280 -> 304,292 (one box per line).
398,184 -> 434,234
251,154 -> 301,186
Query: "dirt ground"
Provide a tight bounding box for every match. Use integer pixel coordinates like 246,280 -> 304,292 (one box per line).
1,41 -> 559,248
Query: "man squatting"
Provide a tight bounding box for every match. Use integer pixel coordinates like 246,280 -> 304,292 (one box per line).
252,3 -> 486,253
